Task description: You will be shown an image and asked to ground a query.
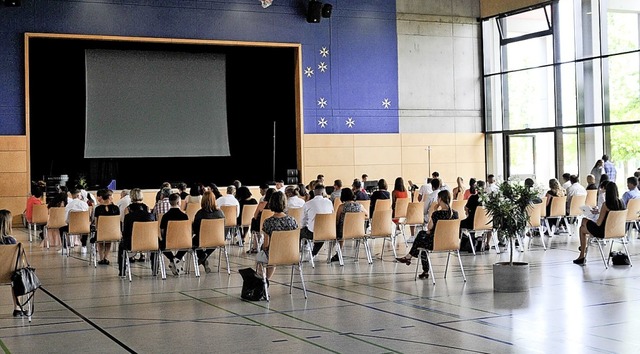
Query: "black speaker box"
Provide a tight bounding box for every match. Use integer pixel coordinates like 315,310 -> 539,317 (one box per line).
322,4 -> 332,18
307,0 -> 322,23
287,177 -> 299,184
287,169 -> 299,177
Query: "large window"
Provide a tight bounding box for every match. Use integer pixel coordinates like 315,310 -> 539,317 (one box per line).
483,0 -> 640,187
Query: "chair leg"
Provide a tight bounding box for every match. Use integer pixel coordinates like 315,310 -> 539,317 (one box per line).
414,248 -> 422,281
390,235 -> 398,259
426,252 -> 435,285
305,239 -> 315,268
444,252 -> 451,278
262,266 -> 270,301
289,265 -> 294,294
621,239 -> 633,266
466,231 -> 476,255
298,262 -> 308,299
491,230 -> 501,254
192,250 -> 200,277
363,238 -> 373,264
159,252 -> 167,279
336,242 -> 344,266
456,250 -> 467,282
125,251 -> 132,282
595,238 -> 608,269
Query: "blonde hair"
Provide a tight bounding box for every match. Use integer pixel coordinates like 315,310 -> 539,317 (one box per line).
130,188 -> 144,202
0,209 -> 13,238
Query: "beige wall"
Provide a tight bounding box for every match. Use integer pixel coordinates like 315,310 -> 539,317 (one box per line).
301,132 -> 485,190
0,136 -> 29,225
480,0 -> 549,19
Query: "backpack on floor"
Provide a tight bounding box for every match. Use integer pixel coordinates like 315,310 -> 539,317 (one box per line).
239,268 -> 267,301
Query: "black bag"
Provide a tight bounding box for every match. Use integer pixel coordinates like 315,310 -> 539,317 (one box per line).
11,243 -> 41,315
611,251 -> 631,266
239,267 -> 267,301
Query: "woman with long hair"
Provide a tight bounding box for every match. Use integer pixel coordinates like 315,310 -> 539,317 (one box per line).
395,190 -> 459,279
573,181 -> 625,265
192,190 -> 225,273
452,176 -> 466,201
391,177 -> 408,212
463,178 -> 477,200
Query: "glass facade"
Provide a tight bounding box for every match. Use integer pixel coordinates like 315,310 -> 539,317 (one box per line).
482,0 -> 640,188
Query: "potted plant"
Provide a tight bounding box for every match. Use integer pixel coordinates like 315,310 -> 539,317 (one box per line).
480,178 -> 541,292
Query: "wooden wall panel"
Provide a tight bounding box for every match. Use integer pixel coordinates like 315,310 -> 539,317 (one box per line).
0,173 -> 28,197
0,136 -> 26,150
0,197 -> 27,226
354,146 -> 402,165
304,147 -> 354,166
353,134 -> 401,147
303,134 -> 354,147
0,151 -> 27,172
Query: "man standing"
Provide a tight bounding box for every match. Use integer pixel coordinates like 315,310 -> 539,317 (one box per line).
602,154 -> 617,183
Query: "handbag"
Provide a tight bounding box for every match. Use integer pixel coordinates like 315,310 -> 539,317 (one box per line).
611,251 -> 631,266
11,243 -> 41,314
239,267 -> 267,301
255,250 -> 269,264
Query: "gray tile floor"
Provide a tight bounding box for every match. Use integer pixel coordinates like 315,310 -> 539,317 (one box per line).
2,226 -> 640,353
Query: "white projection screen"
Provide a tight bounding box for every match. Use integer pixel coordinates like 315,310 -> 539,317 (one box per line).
84,49 -> 230,158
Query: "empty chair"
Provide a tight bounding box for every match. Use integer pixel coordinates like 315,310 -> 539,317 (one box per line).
123,221 -> 164,281
301,213 -> 341,267
256,229 -> 307,301
165,220 -> 199,277
585,210 -> 630,269
400,202 -> 426,241
333,198 -> 342,212
451,200 -> 466,220
65,210 -> 91,257
364,208 -> 397,263
92,215 -> 122,268
195,218 -> 230,274
341,211 -> 367,262
374,199 -> 392,214
28,204 -> 48,244
525,202 -> 546,251
414,219 -> 466,284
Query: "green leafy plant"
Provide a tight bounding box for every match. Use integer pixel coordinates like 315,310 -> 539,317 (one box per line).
480,179 -> 541,265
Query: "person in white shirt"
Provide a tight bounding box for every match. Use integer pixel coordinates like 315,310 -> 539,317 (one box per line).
116,189 -> 131,224
417,177 -> 433,203
566,175 -> 587,212
422,178 -> 442,223
561,173 -> 572,190
285,185 -> 305,210
300,184 -> 334,257
275,179 -> 286,194
486,174 -> 500,194
330,179 -> 342,202
216,185 -> 240,218
62,188 -> 90,254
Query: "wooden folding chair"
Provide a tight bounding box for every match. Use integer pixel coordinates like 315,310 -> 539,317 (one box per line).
256,229 -> 307,301
165,220 -> 199,277
195,218 -> 230,274
220,205 -> 240,246
66,210 -> 91,257
301,213 -> 340,267
414,219 -> 466,284
364,208 -> 397,263
92,215 -> 122,267
124,221 -> 164,281
28,204 -> 48,244
341,212 -> 367,262
586,210 -> 631,269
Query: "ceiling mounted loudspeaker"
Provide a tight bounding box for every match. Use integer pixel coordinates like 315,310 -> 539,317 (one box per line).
3,0 -> 21,6
322,4 -> 332,18
306,0 -> 323,23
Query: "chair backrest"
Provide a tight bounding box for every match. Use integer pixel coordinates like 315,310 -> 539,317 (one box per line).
540,197 -> 548,217
356,200 -> 371,218
394,197 -> 410,218
472,206 -> 492,230
626,198 -> 640,222
32,204 -> 49,224
342,212 -> 366,240
0,244 -> 20,284
333,198 -> 342,211
165,220 -> 193,249
548,196 -> 567,217
313,213 -> 336,241
451,200 -> 466,220
405,202 -> 425,225
568,195 -> 587,216
432,219 -> 462,252
375,199 -> 392,212
185,203 -> 201,223
428,201 -> 439,217
96,215 -> 123,242
604,210 -> 628,239
527,203 -> 542,227
220,205 -> 238,227
286,207 -> 303,228
198,218 -> 226,248
268,229 -> 301,266
47,207 -> 68,229
131,221 -> 159,252
260,209 -> 275,234
68,210 -> 91,234
412,189 -> 420,202
585,189 -> 597,207
240,204 -> 258,227
370,208 -> 394,237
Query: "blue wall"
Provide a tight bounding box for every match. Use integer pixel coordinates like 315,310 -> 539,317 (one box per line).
0,0 -> 398,135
